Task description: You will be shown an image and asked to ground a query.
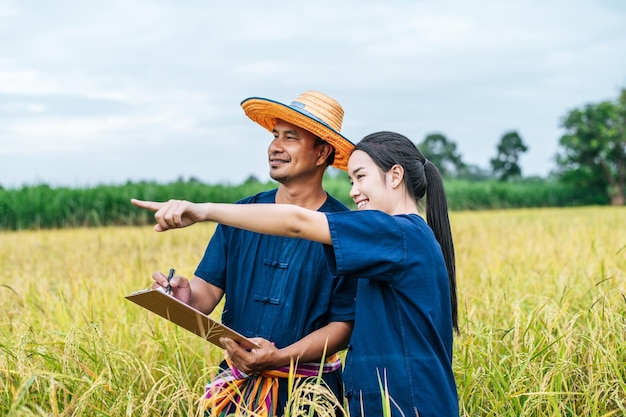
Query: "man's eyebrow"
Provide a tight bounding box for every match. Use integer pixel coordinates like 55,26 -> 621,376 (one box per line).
272,128 -> 300,136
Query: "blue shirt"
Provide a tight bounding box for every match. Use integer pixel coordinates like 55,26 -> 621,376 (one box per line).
196,189 -> 356,345
325,210 -> 459,417
195,189 -> 357,411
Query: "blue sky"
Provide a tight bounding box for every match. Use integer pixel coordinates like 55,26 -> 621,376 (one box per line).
1,0 -> 625,188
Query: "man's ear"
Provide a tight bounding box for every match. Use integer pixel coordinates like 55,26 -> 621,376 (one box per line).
389,164 -> 405,188
317,143 -> 332,165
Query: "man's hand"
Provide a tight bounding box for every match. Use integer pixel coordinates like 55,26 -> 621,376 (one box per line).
151,270 -> 192,304
220,337 -> 282,375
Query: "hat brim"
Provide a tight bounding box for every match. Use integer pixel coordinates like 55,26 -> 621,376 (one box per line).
241,97 -> 354,170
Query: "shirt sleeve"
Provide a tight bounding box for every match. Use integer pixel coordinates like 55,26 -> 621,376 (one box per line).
194,192 -> 266,288
325,210 -> 407,282
194,223 -> 229,289
327,273 -> 357,322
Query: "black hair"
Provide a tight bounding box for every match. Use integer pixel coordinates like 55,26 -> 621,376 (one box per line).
354,131 -> 459,332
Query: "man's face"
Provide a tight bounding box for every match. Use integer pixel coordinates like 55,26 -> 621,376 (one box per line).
267,119 -> 325,184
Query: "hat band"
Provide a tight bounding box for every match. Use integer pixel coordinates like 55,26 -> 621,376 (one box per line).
289,100 -> 336,132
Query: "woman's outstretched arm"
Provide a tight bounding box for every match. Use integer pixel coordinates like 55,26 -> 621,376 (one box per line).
130,198 -> 333,245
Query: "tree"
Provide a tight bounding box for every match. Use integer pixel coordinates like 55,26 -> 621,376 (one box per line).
418,133 -> 466,178
458,163 -> 491,181
555,89 -> 626,205
490,130 -> 528,181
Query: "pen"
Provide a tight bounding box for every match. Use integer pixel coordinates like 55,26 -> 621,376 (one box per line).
166,268 -> 175,295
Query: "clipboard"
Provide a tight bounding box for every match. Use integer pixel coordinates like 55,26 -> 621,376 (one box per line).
125,288 -> 260,349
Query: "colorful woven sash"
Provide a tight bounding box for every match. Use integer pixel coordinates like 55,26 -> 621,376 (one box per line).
204,353 -> 341,417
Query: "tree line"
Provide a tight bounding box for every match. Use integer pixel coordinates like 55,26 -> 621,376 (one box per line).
415,88 -> 625,205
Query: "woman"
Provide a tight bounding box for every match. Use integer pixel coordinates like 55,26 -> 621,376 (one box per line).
132,131 -> 459,417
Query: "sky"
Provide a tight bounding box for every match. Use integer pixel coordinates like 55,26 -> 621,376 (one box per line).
1,0 -> 625,189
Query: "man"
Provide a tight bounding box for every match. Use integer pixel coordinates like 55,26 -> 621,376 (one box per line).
153,91 -> 357,416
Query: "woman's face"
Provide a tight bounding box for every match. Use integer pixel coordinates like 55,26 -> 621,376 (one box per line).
347,150 -> 394,213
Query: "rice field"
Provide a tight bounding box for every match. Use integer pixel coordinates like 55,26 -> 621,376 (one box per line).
1,206 -> 624,416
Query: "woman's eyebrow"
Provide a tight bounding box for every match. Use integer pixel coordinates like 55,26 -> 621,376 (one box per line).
349,167 -> 364,177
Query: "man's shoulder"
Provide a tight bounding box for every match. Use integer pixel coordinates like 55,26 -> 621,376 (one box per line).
237,189 -> 278,204
237,188 -> 348,212
320,193 -> 350,213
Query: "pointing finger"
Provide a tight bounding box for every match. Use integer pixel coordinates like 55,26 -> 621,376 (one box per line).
130,199 -> 165,211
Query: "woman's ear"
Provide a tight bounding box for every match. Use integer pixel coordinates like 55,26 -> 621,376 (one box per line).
389,164 -> 405,189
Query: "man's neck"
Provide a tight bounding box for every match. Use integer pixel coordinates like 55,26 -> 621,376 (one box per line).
275,183 -> 328,210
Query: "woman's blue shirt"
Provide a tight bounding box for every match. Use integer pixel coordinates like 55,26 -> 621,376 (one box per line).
325,210 -> 459,417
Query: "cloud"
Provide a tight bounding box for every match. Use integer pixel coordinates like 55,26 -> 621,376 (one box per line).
0,0 -> 625,188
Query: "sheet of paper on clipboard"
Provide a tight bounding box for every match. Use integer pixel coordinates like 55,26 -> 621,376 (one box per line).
125,288 -> 260,349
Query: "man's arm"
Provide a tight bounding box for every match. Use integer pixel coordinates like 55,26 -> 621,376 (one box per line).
280,321 -> 353,362
189,277 -> 224,314
221,321 -> 354,375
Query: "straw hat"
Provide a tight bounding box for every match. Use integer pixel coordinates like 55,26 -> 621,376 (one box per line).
241,91 -> 354,170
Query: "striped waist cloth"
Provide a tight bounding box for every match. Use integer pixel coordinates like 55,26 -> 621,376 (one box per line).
204,353 -> 342,416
